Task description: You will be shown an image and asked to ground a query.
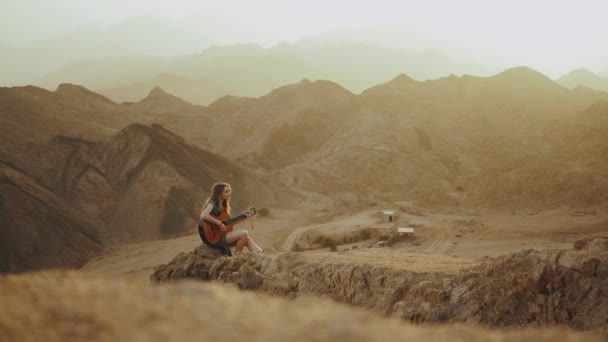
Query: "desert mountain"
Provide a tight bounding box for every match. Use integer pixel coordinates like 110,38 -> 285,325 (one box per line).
103,73 -> 218,108
557,69 -> 608,93
2,67 -> 608,274
203,79 -> 360,167
0,84 -> 129,145
0,161 -> 102,273
3,67 -> 608,211
0,123 -> 297,261
362,66 -> 580,117
39,56 -> 172,91
185,67 -> 608,209
125,86 -> 194,114
0,15 -> 227,86
0,83 -> 212,146
37,41 -> 491,105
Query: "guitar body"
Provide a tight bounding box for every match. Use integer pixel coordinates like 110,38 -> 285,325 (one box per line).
198,206 -> 256,246
201,212 -> 234,245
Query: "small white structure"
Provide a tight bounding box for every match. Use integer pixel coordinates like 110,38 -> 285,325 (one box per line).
397,227 -> 415,234
383,210 -> 396,223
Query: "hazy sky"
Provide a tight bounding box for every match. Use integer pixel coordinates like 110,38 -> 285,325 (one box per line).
1,0 -> 607,76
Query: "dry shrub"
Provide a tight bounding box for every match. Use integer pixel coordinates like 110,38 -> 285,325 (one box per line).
258,208 -> 270,217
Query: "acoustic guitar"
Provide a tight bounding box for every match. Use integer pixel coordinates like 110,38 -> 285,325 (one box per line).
200,207 -> 257,244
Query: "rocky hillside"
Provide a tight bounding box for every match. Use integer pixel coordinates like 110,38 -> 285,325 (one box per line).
3,69 -> 607,212
0,162 -> 102,272
0,123 -> 295,244
0,84 -> 121,145
196,67 -> 608,209
0,84 -> 212,146
152,236 -> 608,331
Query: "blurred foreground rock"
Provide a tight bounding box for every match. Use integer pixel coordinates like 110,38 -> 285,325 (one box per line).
0,271 -> 603,342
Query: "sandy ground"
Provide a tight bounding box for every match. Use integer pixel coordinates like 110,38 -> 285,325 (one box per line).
82,205 -> 607,284
304,249 -> 478,274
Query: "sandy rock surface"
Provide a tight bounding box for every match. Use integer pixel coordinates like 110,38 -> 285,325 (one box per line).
152,237 -> 608,331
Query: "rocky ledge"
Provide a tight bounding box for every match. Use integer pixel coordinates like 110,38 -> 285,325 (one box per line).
151,236 -> 608,331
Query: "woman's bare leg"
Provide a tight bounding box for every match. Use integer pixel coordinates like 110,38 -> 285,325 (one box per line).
236,236 -> 248,253
246,236 -> 263,252
226,230 -> 263,253
226,230 -> 247,245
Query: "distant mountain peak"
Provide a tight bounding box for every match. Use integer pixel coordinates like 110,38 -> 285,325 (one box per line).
569,68 -> 597,76
557,68 -> 608,92
269,78 -> 353,100
55,83 -> 114,104
391,73 -> 416,84
136,86 -> 191,108
119,86 -> 192,114
559,69 -> 603,81
493,66 -> 551,81
359,73 -> 418,95
56,83 -> 88,92
114,122 -> 185,146
489,66 -> 560,89
379,73 -> 417,88
148,86 -> 169,97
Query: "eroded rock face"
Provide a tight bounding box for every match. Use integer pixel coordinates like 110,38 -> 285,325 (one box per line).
574,236 -> 608,252
0,124 -> 264,245
149,244 -> 224,282
0,164 -> 103,273
151,237 -> 608,331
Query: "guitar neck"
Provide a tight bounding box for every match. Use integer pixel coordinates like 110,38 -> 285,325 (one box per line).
224,214 -> 248,226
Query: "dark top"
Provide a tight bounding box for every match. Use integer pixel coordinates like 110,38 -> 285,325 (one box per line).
208,198 -> 222,216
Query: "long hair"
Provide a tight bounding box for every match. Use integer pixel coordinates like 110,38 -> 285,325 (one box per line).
204,182 -> 231,214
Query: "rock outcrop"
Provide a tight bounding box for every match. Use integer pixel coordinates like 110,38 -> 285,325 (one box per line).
152,237 -> 608,331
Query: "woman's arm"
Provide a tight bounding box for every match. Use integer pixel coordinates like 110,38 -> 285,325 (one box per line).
201,203 -> 223,225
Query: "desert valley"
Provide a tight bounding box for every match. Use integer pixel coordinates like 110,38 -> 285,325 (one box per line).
2,66 -> 607,340
1,2 -> 608,340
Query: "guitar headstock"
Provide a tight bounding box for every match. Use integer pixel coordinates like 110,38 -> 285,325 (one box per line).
245,206 -> 257,217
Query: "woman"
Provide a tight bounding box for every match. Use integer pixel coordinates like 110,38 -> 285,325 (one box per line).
198,182 -> 263,256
